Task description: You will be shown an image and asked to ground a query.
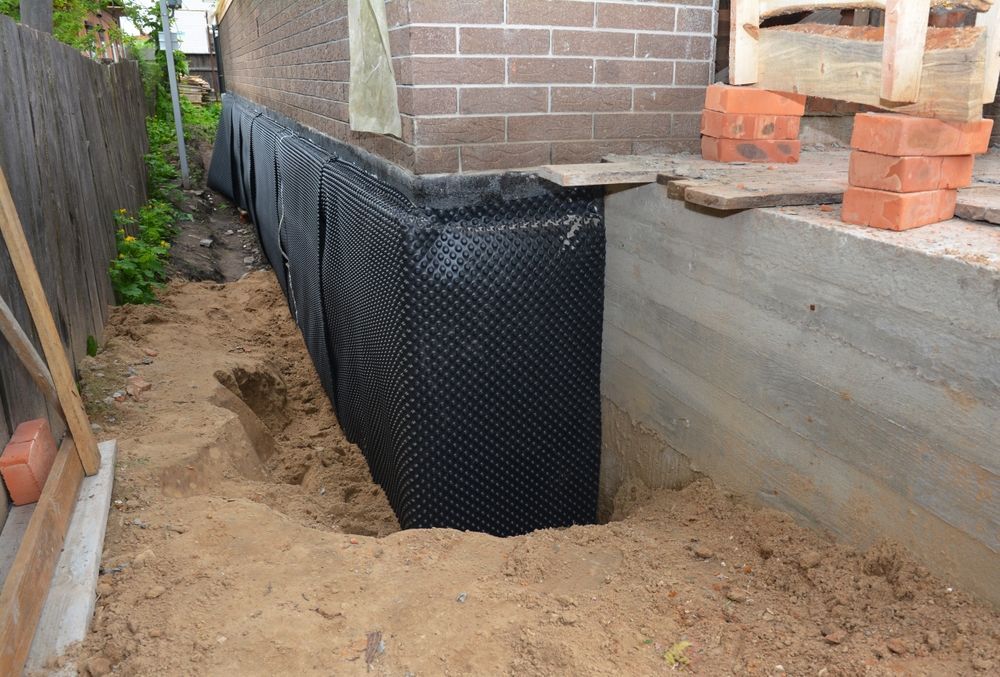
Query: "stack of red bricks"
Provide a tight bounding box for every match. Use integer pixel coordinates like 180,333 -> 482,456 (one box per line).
700,83 -> 806,164
842,113 -> 994,230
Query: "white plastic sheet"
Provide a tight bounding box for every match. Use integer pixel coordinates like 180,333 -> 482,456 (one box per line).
348,0 -> 402,137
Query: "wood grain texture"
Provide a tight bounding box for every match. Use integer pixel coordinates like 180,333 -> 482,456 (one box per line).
730,0 -> 761,85
977,3 -> 1000,102
0,167 -> 100,476
0,438 -> 84,676
758,0 -> 991,20
757,25 -> 987,121
881,0 -> 931,102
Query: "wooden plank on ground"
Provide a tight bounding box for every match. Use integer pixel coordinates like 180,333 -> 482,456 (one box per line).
0,438 -> 84,676
757,25 -> 987,121
26,440 -> 117,673
535,162 -> 660,187
956,184 -> 1000,224
0,167 -> 101,476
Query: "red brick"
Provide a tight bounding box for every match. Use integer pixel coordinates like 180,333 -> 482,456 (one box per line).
704,83 -> 807,116
551,86 -> 631,112
701,137 -> 801,163
409,57 -> 506,85
460,87 -> 548,114
848,151 -> 975,192
408,0 -> 504,24
508,114 -> 593,142
595,59 -> 673,85
414,116 -> 506,145
461,143 -> 552,171
596,2 -> 675,30
551,139 -> 632,163
841,187 -> 958,230
1,419 -> 57,506
460,28 -> 549,55
553,30 -> 634,57
595,113 -> 671,140
507,0 -> 595,27
851,113 -> 993,157
700,109 -> 801,140
509,58 -> 594,84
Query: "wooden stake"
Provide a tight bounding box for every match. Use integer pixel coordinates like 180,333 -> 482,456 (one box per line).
0,438 -> 84,676
0,166 -> 100,475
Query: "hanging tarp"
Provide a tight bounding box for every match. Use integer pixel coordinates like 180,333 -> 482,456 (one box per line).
347,0 -> 402,137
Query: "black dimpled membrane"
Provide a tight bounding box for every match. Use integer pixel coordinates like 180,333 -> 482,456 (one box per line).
209,96 -> 605,536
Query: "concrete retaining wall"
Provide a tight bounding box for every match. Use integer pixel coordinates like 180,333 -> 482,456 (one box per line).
600,183 -> 1000,604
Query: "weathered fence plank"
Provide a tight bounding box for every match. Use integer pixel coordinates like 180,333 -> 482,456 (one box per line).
0,15 -> 147,452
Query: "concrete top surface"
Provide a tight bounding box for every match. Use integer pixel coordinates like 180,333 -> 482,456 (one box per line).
763,205 -> 1000,273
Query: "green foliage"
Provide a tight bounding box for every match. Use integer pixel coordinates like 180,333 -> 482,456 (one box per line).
109,202 -> 176,304
0,1 -> 145,53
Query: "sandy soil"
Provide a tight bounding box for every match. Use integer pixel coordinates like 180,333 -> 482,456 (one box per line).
60,270 -> 999,677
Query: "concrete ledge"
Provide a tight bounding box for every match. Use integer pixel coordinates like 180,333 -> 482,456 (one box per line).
601,185 -> 999,603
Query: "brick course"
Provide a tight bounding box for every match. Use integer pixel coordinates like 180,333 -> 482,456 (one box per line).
219,0 -> 717,174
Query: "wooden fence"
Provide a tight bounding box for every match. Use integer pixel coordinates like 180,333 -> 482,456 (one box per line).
0,16 -> 148,513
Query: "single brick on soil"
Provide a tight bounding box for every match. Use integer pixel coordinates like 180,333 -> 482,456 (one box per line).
848,152 -> 975,192
701,137 -> 801,163
703,83 -> 807,116
841,186 -> 958,231
851,113 -> 993,157
700,109 -> 801,140
0,418 -> 58,505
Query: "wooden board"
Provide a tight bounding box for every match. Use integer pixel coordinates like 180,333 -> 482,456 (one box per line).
535,162 -> 661,187
757,25 -> 987,121
955,184 -> 1000,224
26,440 -> 117,674
0,438 -> 84,676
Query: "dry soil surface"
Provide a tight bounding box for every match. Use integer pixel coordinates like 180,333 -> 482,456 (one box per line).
63,272 -> 998,677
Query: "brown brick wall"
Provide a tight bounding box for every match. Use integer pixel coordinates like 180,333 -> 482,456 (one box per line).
219,0 -> 717,174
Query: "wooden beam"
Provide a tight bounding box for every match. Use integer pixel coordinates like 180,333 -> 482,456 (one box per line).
881,0 -> 931,102
0,438 -> 84,676
0,293 -> 60,415
758,0 -> 991,20
757,25 -> 987,121
535,163 -> 660,187
730,0 -> 761,85
977,2 -> 1000,102
0,167 -> 100,475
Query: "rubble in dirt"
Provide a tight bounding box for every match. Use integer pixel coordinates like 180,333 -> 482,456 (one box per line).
65,272 -> 999,677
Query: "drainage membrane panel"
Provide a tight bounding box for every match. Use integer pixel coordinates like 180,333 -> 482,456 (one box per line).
209,95 -> 605,535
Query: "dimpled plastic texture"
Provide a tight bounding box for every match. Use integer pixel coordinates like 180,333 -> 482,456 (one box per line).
208,96 -> 605,535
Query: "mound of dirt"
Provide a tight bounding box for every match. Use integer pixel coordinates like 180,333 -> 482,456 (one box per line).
64,272 -> 998,677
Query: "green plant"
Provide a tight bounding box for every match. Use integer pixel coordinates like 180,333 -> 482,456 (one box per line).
109,204 -> 176,304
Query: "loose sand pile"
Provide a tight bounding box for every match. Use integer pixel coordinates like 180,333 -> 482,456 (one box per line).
60,272 -> 997,676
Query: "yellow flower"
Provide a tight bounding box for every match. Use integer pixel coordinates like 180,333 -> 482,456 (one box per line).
124,235 -> 136,243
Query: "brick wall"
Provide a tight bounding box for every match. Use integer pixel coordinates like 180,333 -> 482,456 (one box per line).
218,0 -> 717,174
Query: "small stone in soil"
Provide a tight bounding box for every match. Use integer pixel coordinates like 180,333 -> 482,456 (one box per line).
886,638 -> 907,655
823,629 -> 847,645
799,550 -> 822,569
725,588 -> 747,603
693,545 -> 714,559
